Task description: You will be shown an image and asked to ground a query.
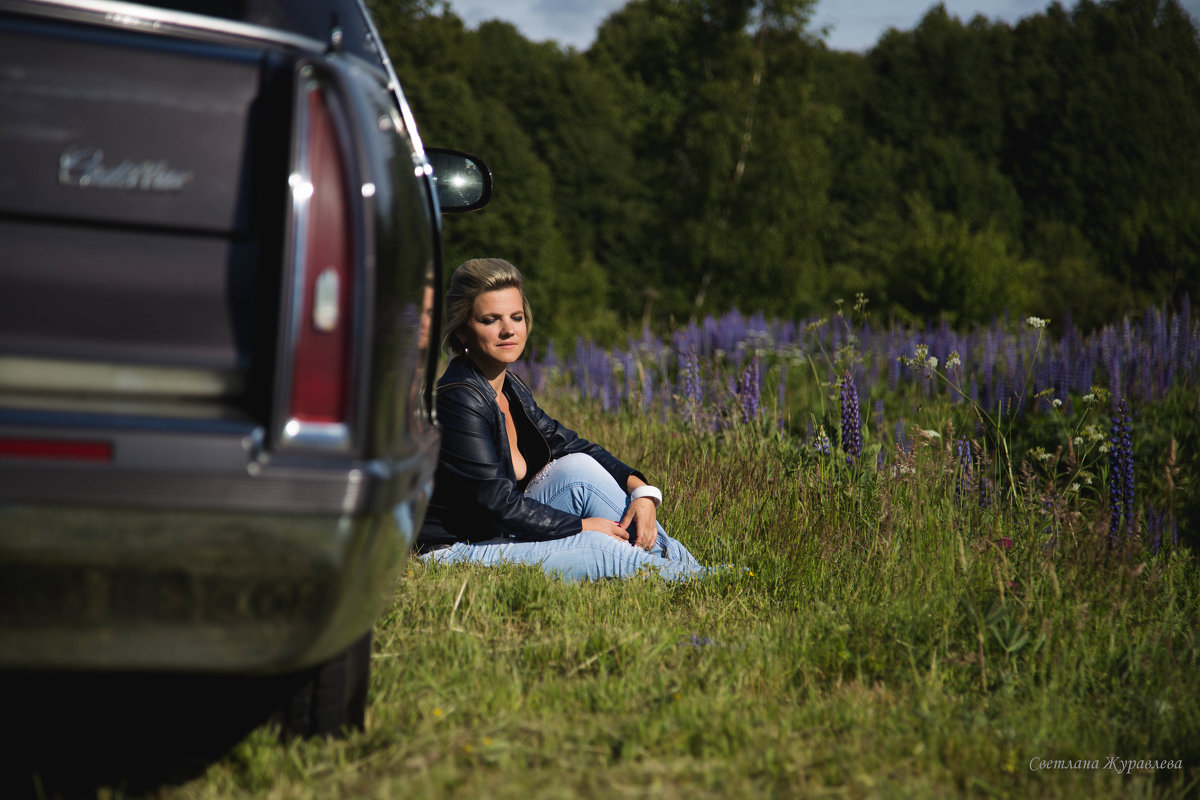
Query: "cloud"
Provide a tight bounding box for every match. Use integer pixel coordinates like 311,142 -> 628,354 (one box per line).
456,0 -> 1200,53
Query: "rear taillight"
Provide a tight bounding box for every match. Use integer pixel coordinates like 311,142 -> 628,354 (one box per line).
0,438 -> 112,462
280,74 -> 356,449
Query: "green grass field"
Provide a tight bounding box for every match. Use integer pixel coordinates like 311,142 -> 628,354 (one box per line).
161,396 -> 1199,800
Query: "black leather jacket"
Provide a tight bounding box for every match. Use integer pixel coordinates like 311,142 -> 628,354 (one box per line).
417,356 -> 644,550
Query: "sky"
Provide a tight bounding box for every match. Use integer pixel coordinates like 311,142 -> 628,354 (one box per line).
453,0 -> 1200,53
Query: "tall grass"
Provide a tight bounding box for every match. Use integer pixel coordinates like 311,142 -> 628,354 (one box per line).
162,405 -> 1199,799
160,305 -> 1199,799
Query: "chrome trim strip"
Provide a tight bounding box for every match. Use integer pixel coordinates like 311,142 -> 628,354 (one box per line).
351,0 -> 426,159
0,0 -> 323,51
0,356 -> 243,397
280,418 -> 352,452
274,63 -> 315,452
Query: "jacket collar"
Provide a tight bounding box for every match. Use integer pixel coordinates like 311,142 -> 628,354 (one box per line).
438,355 -> 533,405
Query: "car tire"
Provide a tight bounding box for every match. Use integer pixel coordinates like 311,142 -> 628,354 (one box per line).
277,630 -> 372,739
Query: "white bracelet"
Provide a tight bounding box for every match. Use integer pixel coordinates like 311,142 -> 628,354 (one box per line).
630,485 -> 662,508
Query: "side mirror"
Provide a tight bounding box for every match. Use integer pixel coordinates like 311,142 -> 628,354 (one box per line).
426,148 -> 492,213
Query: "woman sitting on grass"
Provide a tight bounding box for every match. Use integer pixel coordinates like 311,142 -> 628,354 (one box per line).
415,258 -> 708,581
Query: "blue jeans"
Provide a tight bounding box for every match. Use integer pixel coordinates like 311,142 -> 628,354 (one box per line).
421,453 -> 708,582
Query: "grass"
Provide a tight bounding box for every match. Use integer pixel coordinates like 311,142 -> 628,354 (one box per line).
158,395 -> 1200,799
157,395 -> 1200,800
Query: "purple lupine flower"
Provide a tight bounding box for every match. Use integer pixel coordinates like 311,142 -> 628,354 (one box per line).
1119,402 -> 1135,533
776,360 -> 788,431
738,353 -> 760,424
1145,503 -> 1178,555
955,438 -> 973,504
840,370 -> 862,463
1108,398 -> 1135,540
978,474 -> 993,511
813,424 -> 832,456
679,350 -> 702,423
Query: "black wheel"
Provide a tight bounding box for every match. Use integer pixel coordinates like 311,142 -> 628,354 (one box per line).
277,631 -> 372,739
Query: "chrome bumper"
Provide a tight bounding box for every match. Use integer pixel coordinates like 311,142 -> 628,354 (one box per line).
0,468 -> 429,673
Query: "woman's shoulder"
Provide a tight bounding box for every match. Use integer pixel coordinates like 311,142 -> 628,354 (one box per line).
437,356 -> 483,389
436,358 -> 493,406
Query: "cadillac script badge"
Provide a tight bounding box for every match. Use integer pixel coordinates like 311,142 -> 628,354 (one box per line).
59,147 -> 194,192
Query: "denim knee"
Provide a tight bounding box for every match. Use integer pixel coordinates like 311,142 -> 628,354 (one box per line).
554,452 -> 610,481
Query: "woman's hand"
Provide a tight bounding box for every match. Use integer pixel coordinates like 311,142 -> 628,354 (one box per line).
582,517 -> 630,542
620,498 -> 658,551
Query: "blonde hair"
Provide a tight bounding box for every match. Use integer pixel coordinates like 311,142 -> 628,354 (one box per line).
442,258 -> 532,355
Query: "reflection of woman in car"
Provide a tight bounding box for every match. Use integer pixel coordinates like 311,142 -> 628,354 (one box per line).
415,258 -> 708,581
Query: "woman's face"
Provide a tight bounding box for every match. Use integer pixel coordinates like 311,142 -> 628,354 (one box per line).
458,287 -> 527,370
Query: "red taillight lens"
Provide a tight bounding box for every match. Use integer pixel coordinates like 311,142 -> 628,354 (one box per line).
288,87 -> 353,425
0,438 -> 112,461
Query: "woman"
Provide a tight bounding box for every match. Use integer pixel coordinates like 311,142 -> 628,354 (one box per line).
416,258 -> 708,581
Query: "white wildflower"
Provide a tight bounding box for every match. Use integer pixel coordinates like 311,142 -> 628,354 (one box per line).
1028,447 -> 1054,463
1053,398 -> 1063,408
1026,316 -> 1048,330
926,356 -> 939,369
945,351 -> 962,369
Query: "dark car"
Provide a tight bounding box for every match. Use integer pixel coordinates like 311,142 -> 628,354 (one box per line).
0,0 -> 489,744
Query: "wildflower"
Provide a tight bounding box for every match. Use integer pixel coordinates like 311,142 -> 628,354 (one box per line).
1026,316 -> 1049,330
1028,447 -> 1053,463
955,439 -> 972,503
1107,398 -> 1135,540
1052,398 -> 1063,408
840,370 -> 862,463
737,353 -> 760,424
999,537 -> 1013,550
813,425 -> 832,456
945,350 -> 962,369
926,356 -> 939,370
679,350 -> 702,418
978,475 -> 993,510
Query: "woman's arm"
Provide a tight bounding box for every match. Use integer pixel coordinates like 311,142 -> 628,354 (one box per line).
620,474 -> 660,551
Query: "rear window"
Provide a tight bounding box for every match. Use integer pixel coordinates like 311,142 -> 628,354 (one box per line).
144,0 -> 380,62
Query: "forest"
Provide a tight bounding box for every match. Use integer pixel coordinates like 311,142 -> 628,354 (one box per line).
372,0 -> 1200,348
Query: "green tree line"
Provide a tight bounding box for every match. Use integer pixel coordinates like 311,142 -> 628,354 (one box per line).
374,0 -> 1200,345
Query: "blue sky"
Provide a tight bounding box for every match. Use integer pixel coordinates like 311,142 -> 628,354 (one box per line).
453,0 -> 1200,53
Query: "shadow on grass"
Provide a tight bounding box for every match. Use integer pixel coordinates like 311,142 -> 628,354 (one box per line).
2,671 -> 294,799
